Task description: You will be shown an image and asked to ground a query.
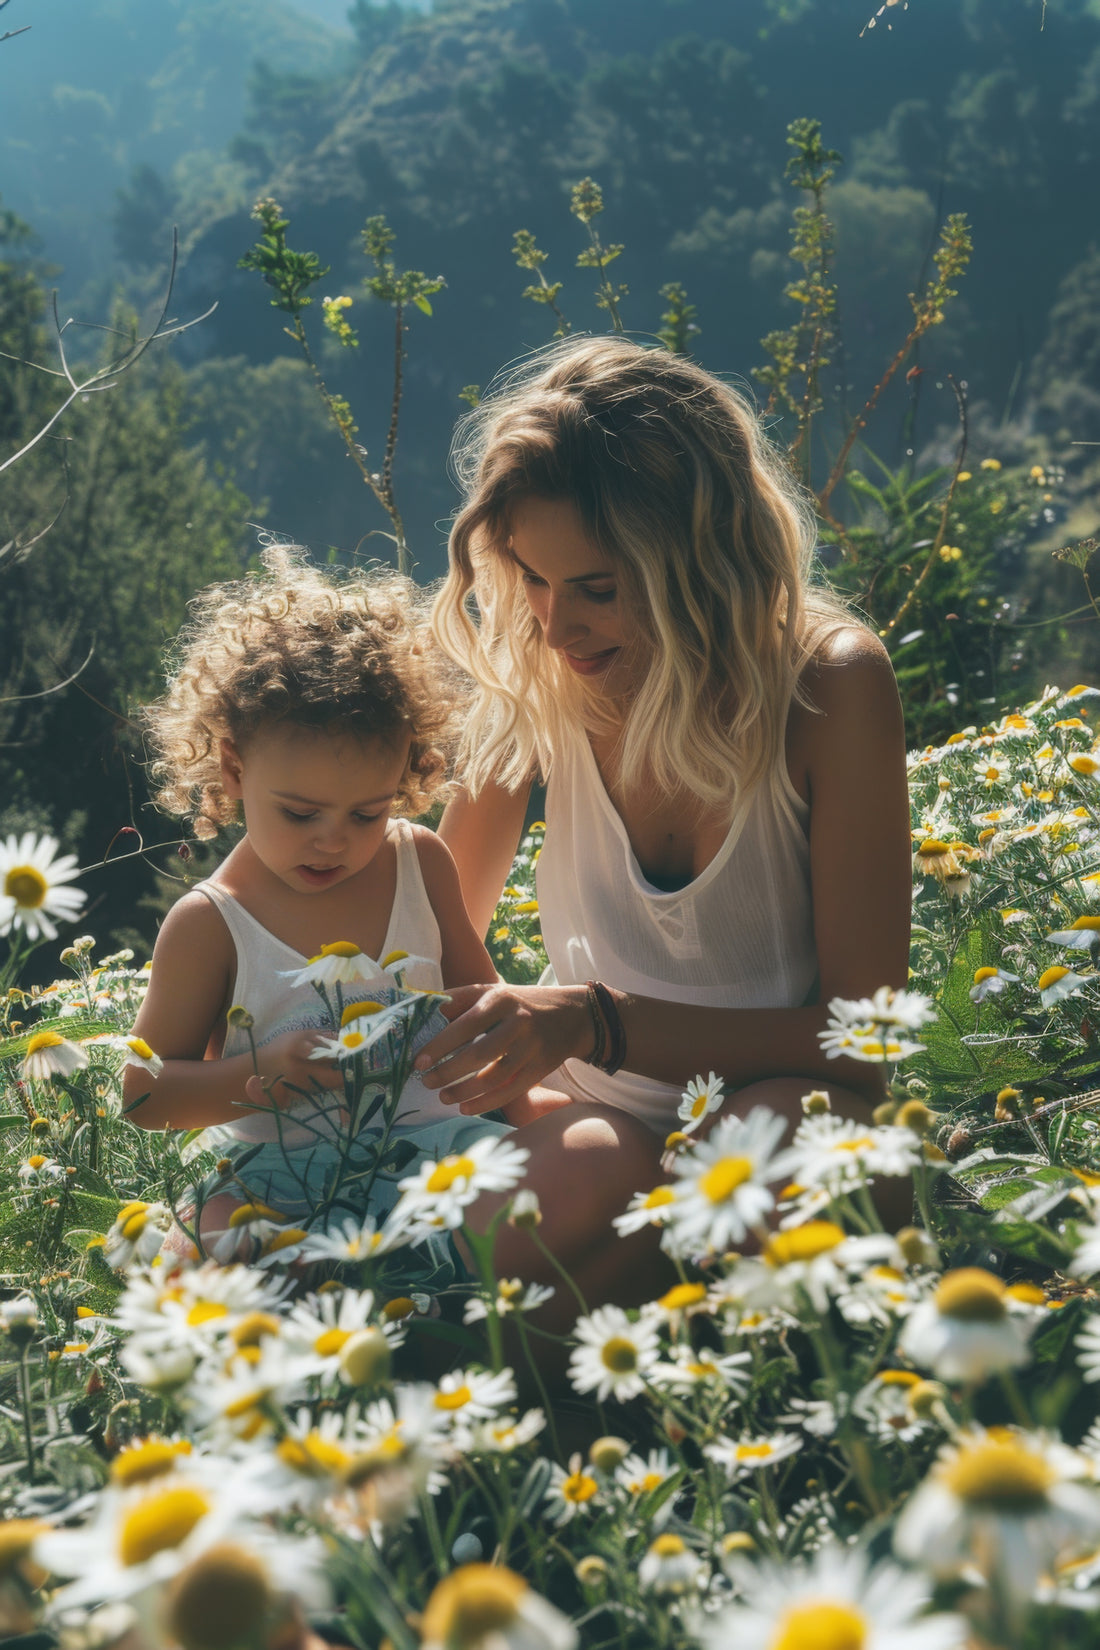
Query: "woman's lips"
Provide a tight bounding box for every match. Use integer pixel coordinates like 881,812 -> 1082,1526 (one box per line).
564,647 -> 619,676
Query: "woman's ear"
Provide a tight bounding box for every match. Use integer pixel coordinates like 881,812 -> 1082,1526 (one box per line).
219,738 -> 245,798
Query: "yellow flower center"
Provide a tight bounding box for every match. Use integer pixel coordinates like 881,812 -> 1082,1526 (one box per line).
120,1207 -> 150,1241
4,866 -> 47,908
651,1534 -> 686,1557
110,1438 -> 192,1487
186,1300 -> 229,1328
1039,966 -> 1070,990
736,1443 -> 777,1461
644,1186 -> 676,1208
877,1369 -> 920,1387
426,1155 -> 477,1193
231,1313 -> 281,1348
941,1437 -> 1055,1511
382,949 -> 409,966
699,1156 -> 754,1203
973,967 -> 999,984
341,1001 -> 385,1026
317,941 -> 361,958
25,1031 -> 64,1056
0,1518 -> 47,1578
275,1431 -> 350,1477
27,1154 -> 47,1170
420,1565 -> 527,1647
934,1268 -> 1006,1322
600,1336 -> 639,1373
125,1037 -> 156,1060
261,1227 -> 308,1255
435,1383 -> 473,1411
562,1469 -> 599,1503
342,1031 -> 365,1049
771,1601 -> 868,1650
765,1222 -> 846,1267
314,1327 -> 353,1358
383,1296 -> 416,1321
165,1542 -> 271,1650
117,1485 -> 211,1568
1071,917 -> 1100,931
658,1282 -> 707,1312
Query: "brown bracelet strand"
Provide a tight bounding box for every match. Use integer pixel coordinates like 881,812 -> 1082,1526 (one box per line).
587,978 -> 627,1075
583,983 -> 607,1068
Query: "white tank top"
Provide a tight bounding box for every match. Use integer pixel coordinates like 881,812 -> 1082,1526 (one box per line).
192,817 -> 450,1153
536,721 -> 818,1134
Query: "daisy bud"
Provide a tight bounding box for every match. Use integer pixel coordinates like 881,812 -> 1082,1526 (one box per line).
897,1099 -> 935,1137
165,1542 -> 273,1650
588,1435 -> 630,1474
509,1189 -> 542,1229
29,1117 -> 51,1136
662,1409 -> 688,1446
801,1089 -> 831,1116
382,1296 -> 417,1322
907,1378 -> 947,1420
1,1295 -> 39,1346
896,1226 -> 938,1267
872,1099 -> 898,1125
575,1555 -> 609,1589
226,1005 -> 255,1031
451,1533 -> 483,1565
721,1531 -> 755,1555
338,1327 -> 392,1388
995,1086 -> 1023,1122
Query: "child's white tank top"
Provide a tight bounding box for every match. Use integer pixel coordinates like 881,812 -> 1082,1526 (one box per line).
192,817 -> 449,1152
535,721 -> 818,1135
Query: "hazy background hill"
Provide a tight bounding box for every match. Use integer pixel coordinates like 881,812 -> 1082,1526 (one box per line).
3,0 -> 1100,956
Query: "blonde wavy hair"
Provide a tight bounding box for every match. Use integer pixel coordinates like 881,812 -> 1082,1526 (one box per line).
145,546 -> 458,838
432,335 -> 861,810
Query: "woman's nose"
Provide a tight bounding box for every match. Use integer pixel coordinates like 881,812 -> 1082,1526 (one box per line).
541,592 -> 584,652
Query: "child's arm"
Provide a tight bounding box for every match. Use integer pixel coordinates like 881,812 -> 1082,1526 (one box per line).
124,893 -> 342,1132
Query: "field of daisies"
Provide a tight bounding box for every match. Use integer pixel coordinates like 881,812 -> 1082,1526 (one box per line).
6,684 -> 1100,1650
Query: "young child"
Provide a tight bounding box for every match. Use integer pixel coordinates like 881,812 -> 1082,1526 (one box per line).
126,547 -> 518,1258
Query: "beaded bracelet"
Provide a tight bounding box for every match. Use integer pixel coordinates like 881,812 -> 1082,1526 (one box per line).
585,979 -> 627,1076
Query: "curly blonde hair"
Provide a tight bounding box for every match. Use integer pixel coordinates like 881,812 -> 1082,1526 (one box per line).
145,546 -> 458,839
433,335 -> 862,810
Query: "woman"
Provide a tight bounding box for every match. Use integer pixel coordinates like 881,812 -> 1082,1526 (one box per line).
416,336 -> 911,1308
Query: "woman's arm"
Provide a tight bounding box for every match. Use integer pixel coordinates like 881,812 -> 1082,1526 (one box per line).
436,777 -> 533,940
413,638 -> 912,1111
124,894 -> 342,1131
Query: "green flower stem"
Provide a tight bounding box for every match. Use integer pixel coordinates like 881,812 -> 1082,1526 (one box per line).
515,1312 -> 561,1462
527,1224 -> 590,1319
418,1486 -> 449,1575
19,1347 -> 36,1484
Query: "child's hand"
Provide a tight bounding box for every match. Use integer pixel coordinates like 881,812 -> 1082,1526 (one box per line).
253,1029 -> 345,1107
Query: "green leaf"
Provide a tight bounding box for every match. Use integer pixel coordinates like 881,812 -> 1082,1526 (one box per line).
412,295 -> 432,316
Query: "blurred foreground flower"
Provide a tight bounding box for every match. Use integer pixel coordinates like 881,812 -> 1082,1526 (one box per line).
898,1267 -> 1034,1382
420,1562 -> 576,1650
0,832 -> 86,941
702,1543 -> 968,1650
895,1428 -> 1100,1611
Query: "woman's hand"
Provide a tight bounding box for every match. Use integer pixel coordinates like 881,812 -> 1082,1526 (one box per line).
412,983 -> 595,1114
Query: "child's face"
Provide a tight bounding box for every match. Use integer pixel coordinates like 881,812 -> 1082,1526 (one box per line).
507,495 -> 646,697
219,723 -> 410,894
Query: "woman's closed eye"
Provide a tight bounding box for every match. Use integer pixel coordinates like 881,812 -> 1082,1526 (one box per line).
520,572 -> 616,604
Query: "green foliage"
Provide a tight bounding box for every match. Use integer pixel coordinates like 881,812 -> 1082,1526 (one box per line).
362,214 -> 445,316
570,177 -> 627,333
656,282 -> 700,356
239,197 -> 330,317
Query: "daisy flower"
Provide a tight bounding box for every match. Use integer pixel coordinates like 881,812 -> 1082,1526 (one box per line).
732,1227 -> 901,1318
895,1428 -> 1100,1611
616,1447 -> 678,1499
783,1113 -> 921,1195
637,1533 -> 704,1595
647,1343 -> 751,1398
103,1201 -> 173,1271
420,1563 -> 576,1650
17,1155 -> 64,1184
469,1409 -> 547,1454
705,1431 -> 802,1479
0,831 -> 86,941
612,1184 -> 678,1237
1046,917 -> 1100,951
853,1370 -> 929,1444
280,942 -> 388,989
661,1108 -> 791,1259
309,998 -> 421,1062
703,1543 -> 967,1650
295,1212 -> 407,1264
391,1135 -> 531,1233
1069,1222 -> 1100,1282
187,1341 -> 310,1444
358,1383 -> 455,1495
545,1455 -> 603,1526
111,1261 -> 278,1350
431,1366 -> 518,1426
286,1287 -> 403,1373
568,1304 -> 662,1401
969,965 -> 1021,1001
677,1071 -> 725,1133
21,1031 -> 89,1083
898,1267 -> 1034,1382
1073,1313 -> 1100,1381
115,1036 -> 164,1076
1038,964 -> 1090,1007
463,1278 -> 554,1323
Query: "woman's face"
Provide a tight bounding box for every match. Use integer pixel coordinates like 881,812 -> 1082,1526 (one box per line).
507,496 -> 643,696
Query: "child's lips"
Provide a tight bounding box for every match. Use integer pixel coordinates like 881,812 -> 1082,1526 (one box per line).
297,864 -> 342,886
